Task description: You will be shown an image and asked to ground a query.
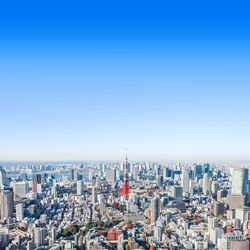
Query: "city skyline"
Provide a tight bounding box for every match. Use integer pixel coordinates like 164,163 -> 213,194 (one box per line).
1,1 -> 250,161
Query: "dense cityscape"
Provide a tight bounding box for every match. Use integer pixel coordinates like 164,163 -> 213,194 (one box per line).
1,0 -> 250,249
0,157 -> 249,249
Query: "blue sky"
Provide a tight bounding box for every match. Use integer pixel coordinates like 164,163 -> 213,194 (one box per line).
0,1 -> 250,161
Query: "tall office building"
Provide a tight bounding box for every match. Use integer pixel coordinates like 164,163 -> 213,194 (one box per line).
203,173 -> 211,195
0,190 -> 13,220
77,180 -> 84,195
182,168 -> 190,194
34,227 -> 46,247
14,182 -> 28,199
154,226 -> 163,241
73,170 -> 79,182
194,164 -> 203,179
89,169 -> 93,181
163,168 -> 172,180
16,203 -> 24,221
214,202 -> 224,217
95,176 -> 101,189
157,176 -> 163,187
99,163 -> 103,177
51,185 -> 57,198
151,197 -> 160,223
0,170 -> 7,188
231,168 -> 249,196
51,226 -> 57,241
74,234 -> 79,247
92,187 -> 97,204
32,174 -> 41,193
106,169 -> 116,184
70,169 -> 74,181
208,216 -> 219,230
171,186 -> 183,203
211,181 -> 219,194
203,163 -> 210,174
133,165 -> 139,181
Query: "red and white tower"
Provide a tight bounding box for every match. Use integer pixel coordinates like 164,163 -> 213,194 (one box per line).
121,152 -> 130,196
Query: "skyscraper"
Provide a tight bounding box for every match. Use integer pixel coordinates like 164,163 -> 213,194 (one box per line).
133,165 -> 139,181
194,164 -> 203,179
95,176 -> 101,189
182,168 -> 190,194
14,182 -> 28,199
106,169 -> 116,184
16,203 -> 24,221
203,163 -> 210,174
151,197 -> 160,223
73,170 -> 79,182
214,202 -> 224,217
34,227 -> 46,247
157,176 -> 163,187
203,173 -> 211,195
51,185 -> 57,198
171,186 -> 183,203
231,168 -> 249,196
0,170 -> 7,188
70,169 -> 74,181
89,169 -> 93,181
32,174 -> 41,193
77,180 -> 84,195
92,186 -> 97,204
0,190 -> 13,220
51,226 -> 57,241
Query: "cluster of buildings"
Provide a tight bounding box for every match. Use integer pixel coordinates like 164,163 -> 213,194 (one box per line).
0,160 -> 249,249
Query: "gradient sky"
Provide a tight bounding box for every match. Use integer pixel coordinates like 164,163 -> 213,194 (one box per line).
0,1 -> 250,161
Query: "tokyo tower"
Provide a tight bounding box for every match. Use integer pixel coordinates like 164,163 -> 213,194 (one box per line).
121,152 -> 130,196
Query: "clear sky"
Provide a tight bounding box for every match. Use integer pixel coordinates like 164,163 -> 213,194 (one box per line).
0,1 -> 250,161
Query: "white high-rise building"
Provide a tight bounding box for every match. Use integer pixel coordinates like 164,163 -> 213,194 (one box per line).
51,185 -> 57,198
37,184 -> 42,194
89,170 -> 93,181
182,168 -> 190,194
95,176 -> 101,188
0,170 -> 7,189
34,227 -> 46,247
105,169 -> 116,184
73,170 -> 78,182
92,187 -> 97,204
232,168 -> 249,196
77,180 -> 84,195
16,203 -> 24,221
154,226 -> 162,241
51,226 -> 57,240
133,165 -> 139,181
203,173 -> 211,195
209,228 -> 224,246
14,182 -> 28,199
208,216 -> 219,230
